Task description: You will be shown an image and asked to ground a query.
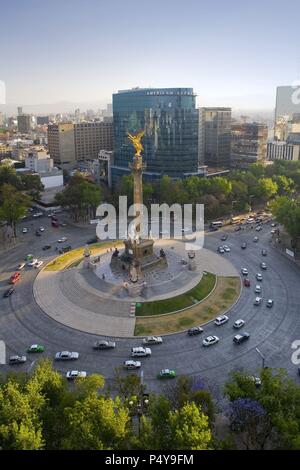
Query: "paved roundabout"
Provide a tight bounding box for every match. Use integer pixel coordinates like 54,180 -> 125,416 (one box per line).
32,240 -> 239,337
1,215 -> 300,396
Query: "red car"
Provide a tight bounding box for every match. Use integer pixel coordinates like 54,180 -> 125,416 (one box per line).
9,272 -> 21,285
243,278 -> 251,287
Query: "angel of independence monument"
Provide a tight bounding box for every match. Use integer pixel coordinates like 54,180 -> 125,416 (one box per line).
111,131 -> 166,289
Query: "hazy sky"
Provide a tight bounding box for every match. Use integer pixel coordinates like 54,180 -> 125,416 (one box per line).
1,0 -> 300,110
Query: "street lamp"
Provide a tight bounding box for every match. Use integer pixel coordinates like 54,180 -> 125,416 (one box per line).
255,347 -> 266,369
231,200 -> 237,220
128,370 -> 149,437
249,195 -> 255,213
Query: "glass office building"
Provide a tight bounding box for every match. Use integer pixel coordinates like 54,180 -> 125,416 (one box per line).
112,88 -> 199,185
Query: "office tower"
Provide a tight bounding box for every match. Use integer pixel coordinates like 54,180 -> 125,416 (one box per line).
47,123 -> 76,169
17,114 -> 32,133
274,86 -> 300,140
198,107 -> 231,168
111,87 -> 199,185
37,116 -> 49,126
231,122 -> 268,168
74,121 -> 113,161
267,141 -> 300,161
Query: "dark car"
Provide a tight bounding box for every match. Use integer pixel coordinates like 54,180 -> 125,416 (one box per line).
241,242 -> 247,249
59,245 -> 72,254
188,326 -> 204,336
221,234 -> 228,241
234,225 -> 242,232
261,249 -> 267,256
93,340 -> 116,350
3,287 -> 15,298
35,230 -> 41,237
42,245 -> 51,251
233,332 -> 250,344
86,237 -> 98,244
243,278 -> 251,287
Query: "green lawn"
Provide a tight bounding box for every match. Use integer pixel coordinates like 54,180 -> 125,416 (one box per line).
45,241 -> 121,271
135,272 -> 216,316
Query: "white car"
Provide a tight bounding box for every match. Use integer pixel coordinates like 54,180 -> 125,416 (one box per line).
254,285 -> 261,293
33,212 -> 43,218
241,268 -> 248,276
256,226 -> 262,232
22,228 -> 28,233
254,297 -> 262,306
27,258 -> 38,267
17,262 -> 26,270
256,273 -> 263,281
247,218 -> 255,224
253,236 -> 259,242
58,237 -> 68,243
214,315 -> 229,326
39,226 -> 45,232
223,245 -> 231,252
66,370 -> 87,380
233,319 -> 245,329
55,351 -> 79,361
34,260 -> 44,269
271,229 -> 276,235
203,335 -> 219,347
142,336 -> 163,345
218,246 -> 225,254
131,347 -> 151,357
124,360 -> 141,370
260,262 -> 267,270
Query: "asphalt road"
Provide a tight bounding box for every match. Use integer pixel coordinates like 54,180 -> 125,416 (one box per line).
1,214 -> 300,397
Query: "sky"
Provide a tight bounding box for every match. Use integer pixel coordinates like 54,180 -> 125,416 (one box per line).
1,0 -> 300,111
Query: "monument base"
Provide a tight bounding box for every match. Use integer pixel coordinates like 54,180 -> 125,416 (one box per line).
110,238 -> 167,276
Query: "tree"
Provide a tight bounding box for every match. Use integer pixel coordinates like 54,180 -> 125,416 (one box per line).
270,196 -> 300,243
55,173 -> 102,222
254,178 -> 278,202
168,402 -> 212,450
0,184 -> 31,237
0,165 -> 22,195
0,381 -> 44,449
20,174 -> 44,200
63,394 -> 130,450
112,367 -> 142,400
224,368 -> 300,449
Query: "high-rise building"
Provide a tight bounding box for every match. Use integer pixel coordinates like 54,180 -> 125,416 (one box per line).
198,107 -> 231,168
17,107 -> 23,116
274,86 -> 300,140
47,123 -> 76,169
267,141 -> 300,161
231,122 -> 268,168
36,116 -> 49,126
74,121 -> 113,161
17,114 -> 32,134
112,87 -> 199,185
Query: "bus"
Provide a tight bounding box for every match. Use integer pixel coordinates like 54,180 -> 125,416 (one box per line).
210,221 -> 223,229
230,216 -> 244,225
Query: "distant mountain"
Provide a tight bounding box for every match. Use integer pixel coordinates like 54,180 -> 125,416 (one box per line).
0,100 -> 111,115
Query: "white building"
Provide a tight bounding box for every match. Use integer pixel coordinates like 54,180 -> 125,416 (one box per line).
25,147 -> 53,172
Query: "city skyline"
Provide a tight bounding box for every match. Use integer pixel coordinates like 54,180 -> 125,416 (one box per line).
1,0 -> 300,110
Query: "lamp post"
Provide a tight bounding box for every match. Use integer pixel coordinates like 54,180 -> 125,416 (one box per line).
249,195 -> 255,213
231,200 -> 237,220
128,370 -> 149,437
255,347 -> 266,369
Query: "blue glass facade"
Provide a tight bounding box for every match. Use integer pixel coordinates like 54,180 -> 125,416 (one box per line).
112,88 -> 198,186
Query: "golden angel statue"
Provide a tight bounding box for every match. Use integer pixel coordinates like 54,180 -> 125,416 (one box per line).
127,130 -> 145,157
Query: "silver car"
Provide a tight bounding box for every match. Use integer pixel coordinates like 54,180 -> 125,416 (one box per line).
142,336 -> 163,345
202,335 -> 219,347
55,351 -> 79,360
66,370 -> 87,380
